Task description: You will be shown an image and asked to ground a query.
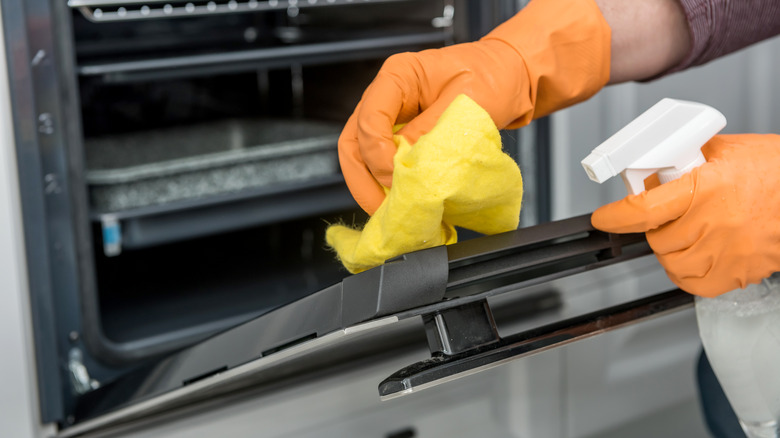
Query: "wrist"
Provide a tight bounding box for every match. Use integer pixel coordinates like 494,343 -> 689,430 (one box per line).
596,0 -> 691,83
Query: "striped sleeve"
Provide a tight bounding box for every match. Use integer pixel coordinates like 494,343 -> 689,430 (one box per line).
668,0 -> 780,74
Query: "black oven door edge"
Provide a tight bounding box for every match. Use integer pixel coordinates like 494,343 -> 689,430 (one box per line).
60,214 -> 693,436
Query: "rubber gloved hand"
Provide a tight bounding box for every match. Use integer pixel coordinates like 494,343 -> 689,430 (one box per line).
592,134 -> 780,297
340,0 -> 611,214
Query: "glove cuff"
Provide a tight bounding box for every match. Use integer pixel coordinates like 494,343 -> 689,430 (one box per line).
481,0 -> 611,125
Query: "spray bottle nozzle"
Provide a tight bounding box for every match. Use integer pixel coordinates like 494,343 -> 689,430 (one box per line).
581,98 -> 727,195
582,151 -> 617,183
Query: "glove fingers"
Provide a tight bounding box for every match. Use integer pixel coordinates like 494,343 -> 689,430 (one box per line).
338,107 -> 386,215
701,134 -> 758,160
659,247 -> 736,297
356,73 -> 418,188
644,214 -> 704,255
395,93 -> 458,146
591,170 -> 697,234
701,136 -> 730,160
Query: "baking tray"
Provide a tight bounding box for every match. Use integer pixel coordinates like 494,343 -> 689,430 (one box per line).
85,118 -> 342,213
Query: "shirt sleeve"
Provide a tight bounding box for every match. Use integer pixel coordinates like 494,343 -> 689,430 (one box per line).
668,0 -> 780,73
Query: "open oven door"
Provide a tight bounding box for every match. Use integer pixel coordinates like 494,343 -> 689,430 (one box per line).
57,214 -> 696,437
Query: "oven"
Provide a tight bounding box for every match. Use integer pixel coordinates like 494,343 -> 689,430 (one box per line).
5,0 -> 745,436
4,0 -> 548,430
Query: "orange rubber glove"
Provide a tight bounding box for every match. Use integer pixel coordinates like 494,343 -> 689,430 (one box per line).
592,134 -> 780,298
339,0 -> 611,214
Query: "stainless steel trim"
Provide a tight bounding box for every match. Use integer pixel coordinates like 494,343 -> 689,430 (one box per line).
379,290 -> 694,400
56,316 -> 400,437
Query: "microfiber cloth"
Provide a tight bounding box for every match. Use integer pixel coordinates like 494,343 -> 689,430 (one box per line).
326,94 -> 523,273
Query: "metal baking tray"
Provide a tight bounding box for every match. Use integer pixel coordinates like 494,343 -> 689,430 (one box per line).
85,118 -> 342,213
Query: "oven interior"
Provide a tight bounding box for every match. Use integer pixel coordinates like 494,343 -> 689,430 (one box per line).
70,0 -> 462,366
20,0 -> 531,425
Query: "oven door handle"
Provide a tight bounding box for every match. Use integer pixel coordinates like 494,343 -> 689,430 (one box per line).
379,289 -> 694,400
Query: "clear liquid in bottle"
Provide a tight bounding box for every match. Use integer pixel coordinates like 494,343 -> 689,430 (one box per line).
695,274 -> 780,438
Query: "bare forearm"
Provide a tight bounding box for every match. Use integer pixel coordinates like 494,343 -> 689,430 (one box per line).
595,0 -> 691,83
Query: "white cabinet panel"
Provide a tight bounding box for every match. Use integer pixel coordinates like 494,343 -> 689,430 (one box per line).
550,34 -> 780,438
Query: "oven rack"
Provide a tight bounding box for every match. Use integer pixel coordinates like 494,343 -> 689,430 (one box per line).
69,0 -> 428,22
77,31 -> 451,82
84,118 -> 356,253
92,173 -> 357,253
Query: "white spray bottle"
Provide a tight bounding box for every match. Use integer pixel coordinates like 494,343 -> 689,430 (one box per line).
582,98 -> 780,437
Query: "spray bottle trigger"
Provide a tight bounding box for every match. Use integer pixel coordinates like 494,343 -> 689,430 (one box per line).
620,151 -> 707,195
620,168 -> 659,196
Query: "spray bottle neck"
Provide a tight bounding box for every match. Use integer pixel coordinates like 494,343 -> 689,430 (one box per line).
657,153 -> 707,185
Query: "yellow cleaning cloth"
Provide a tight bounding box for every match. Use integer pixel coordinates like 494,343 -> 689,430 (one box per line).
326,94 -> 523,273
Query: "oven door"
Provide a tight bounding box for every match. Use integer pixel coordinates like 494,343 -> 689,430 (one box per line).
55,215 -> 700,438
